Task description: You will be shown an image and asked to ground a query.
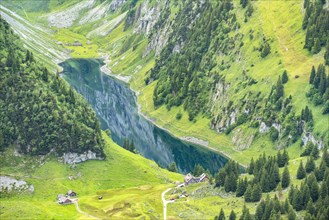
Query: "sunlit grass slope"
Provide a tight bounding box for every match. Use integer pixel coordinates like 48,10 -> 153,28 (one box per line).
0,132 -> 181,219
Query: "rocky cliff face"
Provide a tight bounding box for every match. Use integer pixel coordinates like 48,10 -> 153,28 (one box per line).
132,0 -> 171,56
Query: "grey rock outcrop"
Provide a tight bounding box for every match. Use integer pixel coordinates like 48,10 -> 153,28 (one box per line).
0,176 -> 34,193
62,150 -> 103,164
302,132 -> 324,149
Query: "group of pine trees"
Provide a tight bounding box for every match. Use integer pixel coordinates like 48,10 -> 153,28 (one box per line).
215,150 -> 289,203
0,18 -> 104,156
307,64 -> 329,114
214,148 -> 329,219
303,0 -> 329,57
149,0 -> 241,121
215,160 -> 240,193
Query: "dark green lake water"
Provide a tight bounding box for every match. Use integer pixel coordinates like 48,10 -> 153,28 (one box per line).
61,58 -> 227,174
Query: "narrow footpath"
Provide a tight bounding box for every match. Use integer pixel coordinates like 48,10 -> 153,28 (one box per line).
72,199 -> 99,220
162,188 -> 174,220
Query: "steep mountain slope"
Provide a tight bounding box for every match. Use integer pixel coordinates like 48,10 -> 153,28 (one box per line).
0,17 -> 103,157
1,0 -> 328,164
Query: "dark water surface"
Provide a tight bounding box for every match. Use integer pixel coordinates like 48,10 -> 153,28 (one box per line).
61,58 -> 227,174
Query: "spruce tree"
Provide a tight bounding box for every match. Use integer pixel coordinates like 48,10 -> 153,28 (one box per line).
229,210 -> 236,220
236,178 -> 247,197
320,180 -> 328,199
218,208 -> 225,220
315,161 -> 326,181
310,180 -> 319,202
310,66 -> 316,84
293,189 -> 303,211
255,200 -> 265,220
282,165 -> 290,188
319,71 -> 327,95
273,163 -> 280,184
248,158 -> 254,174
323,148 -> 329,167
282,70 -> 289,84
251,183 -> 262,202
312,38 -> 321,54
310,145 -> 319,159
216,169 -> 227,187
301,183 -> 311,209
240,0 -> 248,8
325,41 -> 329,66
282,149 -> 289,166
305,157 -> 315,173
193,164 -> 205,176
224,173 -> 237,192
288,208 -> 296,220
297,161 -> 306,179
244,184 -> 252,202
277,151 -> 282,167
306,200 -> 315,216
240,205 -> 252,220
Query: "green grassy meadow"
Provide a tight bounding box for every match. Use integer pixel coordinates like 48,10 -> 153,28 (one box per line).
0,132 -> 181,219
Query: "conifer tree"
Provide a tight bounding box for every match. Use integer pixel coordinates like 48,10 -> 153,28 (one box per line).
216,169 -> 227,187
255,200 -> 265,220
288,208 -> 296,220
282,70 -> 289,84
301,183 -> 311,209
218,208 -> 225,220
244,184 -> 252,202
240,205 -> 252,220
224,173 -> 237,192
310,66 -> 316,84
325,41 -> 329,66
229,210 -> 236,220
282,165 -> 290,188
273,163 -> 280,184
293,189 -> 303,211
248,158 -> 254,174
310,145 -> 319,159
193,164 -> 205,176
315,161 -> 326,181
310,180 -> 319,202
306,200 -> 315,216
323,149 -> 329,167
251,183 -> 262,202
240,0 -> 248,8
320,180 -> 328,199
236,178 -> 247,197
319,71 -> 327,95
282,149 -> 289,166
312,38 -> 321,54
297,161 -> 306,179
306,157 -> 315,173
261,41 -> 271,58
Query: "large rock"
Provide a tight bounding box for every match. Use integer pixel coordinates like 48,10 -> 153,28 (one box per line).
62,150 -> 103,164
0,176 -> 34,193
302,132 -> 324,149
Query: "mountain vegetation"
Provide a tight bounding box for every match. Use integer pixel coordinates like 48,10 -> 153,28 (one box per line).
213,149 -> 329,220
1,0 -> 329,219
0,18 -> 104,156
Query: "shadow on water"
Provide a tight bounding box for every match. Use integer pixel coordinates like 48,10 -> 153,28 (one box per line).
60,58 -> 228,174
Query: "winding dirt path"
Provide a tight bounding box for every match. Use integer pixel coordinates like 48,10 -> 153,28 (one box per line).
162,188 -> 174,220
72,199 -> 99,220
